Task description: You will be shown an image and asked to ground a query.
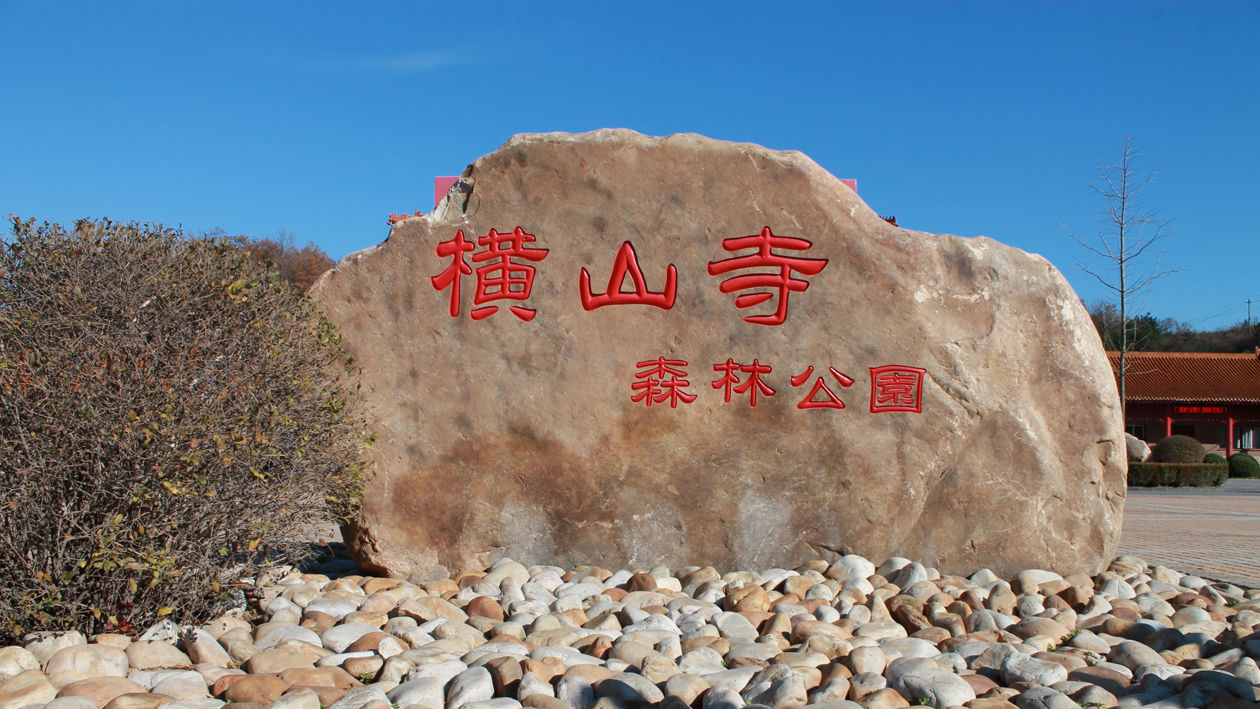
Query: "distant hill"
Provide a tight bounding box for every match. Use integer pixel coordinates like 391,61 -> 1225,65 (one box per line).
1089,301 -> 1260,353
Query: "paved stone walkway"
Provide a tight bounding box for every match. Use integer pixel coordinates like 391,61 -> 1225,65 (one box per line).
1118,478 -> 1260,588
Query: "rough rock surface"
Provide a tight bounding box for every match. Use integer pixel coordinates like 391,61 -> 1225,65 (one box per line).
312,129 -> 1125,580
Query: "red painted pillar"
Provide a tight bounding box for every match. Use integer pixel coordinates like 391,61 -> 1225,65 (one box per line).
1165,405 -> 1173,438
1228,416 -> 1236,458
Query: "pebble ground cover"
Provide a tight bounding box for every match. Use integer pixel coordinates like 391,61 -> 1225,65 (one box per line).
2,549 -> 1258,709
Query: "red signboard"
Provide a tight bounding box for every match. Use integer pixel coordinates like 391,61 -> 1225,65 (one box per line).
1174,405 -> 1227,415
435,176 -> 460,207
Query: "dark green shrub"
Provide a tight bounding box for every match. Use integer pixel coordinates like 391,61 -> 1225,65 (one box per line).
1150,435 -> 1206,463
0,218 -> 371,640
1204,453 -> 1228,465
1228,453 -> 1260,479
1127,462 -> 1227,487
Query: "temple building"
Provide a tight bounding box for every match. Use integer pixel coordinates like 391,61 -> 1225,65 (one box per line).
1110,349 -> 1260,458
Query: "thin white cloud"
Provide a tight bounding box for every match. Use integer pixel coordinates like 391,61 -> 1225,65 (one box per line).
359,50 -> 462,74
290,49 -> 467,75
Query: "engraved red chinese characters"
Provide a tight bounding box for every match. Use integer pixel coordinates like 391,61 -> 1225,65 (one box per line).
707,226 -> 829,326
712,358 -> 775,407
430,229 -> 476,317
431,227 -> 549,320
580,241 -> 677,310
869,365 -> 927,413
631,358 -> 696,408
790,366 -> 854,410
471,227 -> 549,321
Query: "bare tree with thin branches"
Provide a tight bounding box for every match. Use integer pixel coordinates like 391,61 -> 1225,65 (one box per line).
1068,136 -> 1176,418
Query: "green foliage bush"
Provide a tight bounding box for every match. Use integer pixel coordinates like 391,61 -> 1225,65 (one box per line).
1150,435 -> 1206,463
1127,462 -> 1227,487
0,218 -> 371,640
1203,453 -> 1228,465
1228,453 -> 1260,479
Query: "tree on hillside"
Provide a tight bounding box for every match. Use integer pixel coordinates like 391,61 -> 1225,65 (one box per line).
1087,301 -> 1260,354
1069,137 -> 1176,417
1087,301 -> 1189,352
238,230 -> 334,291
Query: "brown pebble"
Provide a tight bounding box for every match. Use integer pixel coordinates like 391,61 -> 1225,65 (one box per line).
961,673 -> 1000,695
959,590 -> 986,611
1100,617 -> 1136,637
467,596 -> 506,622
799,598 -> 826,613
860,687 -> 909,709
210,674 -> 249,697
1043,595 -> 1069,611
909,626 -> 950,643
1039,579 -> 1070,596
521,656 -> 566,683
980,687 -> 1021,701
1111,607 -> 1142,622
562,663 -> 615,684
361,577 -> 403,594
771,591 -> 799,605
741,610 -> 776,631
679,636 -> 720,653
523,696 -> 572,709
342,610 -> 389,627
280,666 -> 360,690
453,573 -> 484,590
1058,585 -> 1094,610
819,662 -> 852,684
561,608 -> 589,626
422,578 -> 460,596
761,613 -> 793,638
1172,592 -> 1209,608
728,584 -> 771,613
341,655 -> 383,682
625,572 -> 657,592
102,694 -> 173,709
224,675 -> 289,704
1033,651 -> 1086,673
288,685 -> 346,707
345,631 -> 393,654
485,656 -> 523,695
576,635 -> 613,659
893,606 -> 933,633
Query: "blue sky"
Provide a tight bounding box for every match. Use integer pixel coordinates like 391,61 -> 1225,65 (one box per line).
3,1 -> 1257,330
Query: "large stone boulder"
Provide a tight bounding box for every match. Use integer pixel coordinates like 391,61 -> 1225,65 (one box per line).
1125,433 -> 1151,462
312,129 -> 1125,580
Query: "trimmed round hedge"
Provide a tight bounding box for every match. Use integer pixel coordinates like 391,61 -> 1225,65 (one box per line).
1150,435 -> 1206,464
1228,453 -> 1260,479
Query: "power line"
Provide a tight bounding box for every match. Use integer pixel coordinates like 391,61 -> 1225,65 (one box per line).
1184,301 -> 1247,327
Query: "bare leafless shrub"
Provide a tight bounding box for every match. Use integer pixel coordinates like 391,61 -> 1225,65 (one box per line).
0,217 -> 370,640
